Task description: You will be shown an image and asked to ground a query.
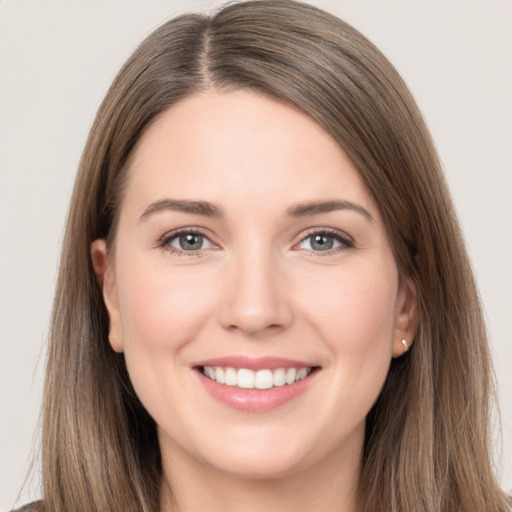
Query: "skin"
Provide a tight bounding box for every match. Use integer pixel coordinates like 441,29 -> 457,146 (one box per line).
92,90 -> 417,512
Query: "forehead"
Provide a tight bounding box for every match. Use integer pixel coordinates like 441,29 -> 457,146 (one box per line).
124,90 -> 377,217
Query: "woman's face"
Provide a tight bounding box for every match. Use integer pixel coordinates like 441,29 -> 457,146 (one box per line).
93,90 -> 417,480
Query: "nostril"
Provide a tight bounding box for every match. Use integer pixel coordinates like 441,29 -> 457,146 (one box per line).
217,273 -> 294,335
225,321 -> 285,337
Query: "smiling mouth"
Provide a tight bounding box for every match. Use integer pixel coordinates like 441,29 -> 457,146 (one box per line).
198,366 -> 318,390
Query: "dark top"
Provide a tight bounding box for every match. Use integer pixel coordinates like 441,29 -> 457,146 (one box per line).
11,502 -> 44,512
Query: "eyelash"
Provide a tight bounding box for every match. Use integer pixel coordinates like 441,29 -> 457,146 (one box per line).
157,227 -> 355,256
296,228 -> 355,256
157,228 -> 214,256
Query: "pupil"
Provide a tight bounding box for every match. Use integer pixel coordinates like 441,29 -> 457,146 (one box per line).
180,233 -> 202,250
312,234 -> 333,250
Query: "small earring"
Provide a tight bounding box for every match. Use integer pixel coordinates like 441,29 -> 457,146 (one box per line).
401,338 -> 408,351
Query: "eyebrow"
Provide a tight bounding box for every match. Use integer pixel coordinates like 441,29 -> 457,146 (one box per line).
285,200 -> 373,222
140,199 -> 224,220
139,198 -> 373,222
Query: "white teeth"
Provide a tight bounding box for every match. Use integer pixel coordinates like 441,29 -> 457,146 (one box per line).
273,368 -> 286,387
285,367 -> 297,385
202,366 -> 313,389
255,369 -> 273,389
237,368 -> 255,389
215,367 -> 225,384
296,368 -> 308,381
224,367 -> 237,386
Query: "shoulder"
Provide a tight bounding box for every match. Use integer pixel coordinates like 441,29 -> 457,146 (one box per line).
11,501 -> 45,512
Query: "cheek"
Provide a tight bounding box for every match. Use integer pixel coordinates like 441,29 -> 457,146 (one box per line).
296,257 -> 398,370
306,270 -> 395,334
113,253 -> 222,423
115,257 -> 217,351
296,260 -> 398,434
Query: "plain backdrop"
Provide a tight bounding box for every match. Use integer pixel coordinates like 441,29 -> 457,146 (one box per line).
1,0 -> 511,509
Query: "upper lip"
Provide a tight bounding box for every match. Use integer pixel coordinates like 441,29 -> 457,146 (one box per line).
193,356 -> 316,371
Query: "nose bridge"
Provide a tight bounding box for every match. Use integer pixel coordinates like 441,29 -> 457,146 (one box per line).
218,238 -> 292,336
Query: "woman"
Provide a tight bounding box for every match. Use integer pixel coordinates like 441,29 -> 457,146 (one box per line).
13,1 -> 509,511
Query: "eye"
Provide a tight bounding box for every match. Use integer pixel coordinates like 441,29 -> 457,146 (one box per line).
160,230 -> 215,253
297,230 -> 353,253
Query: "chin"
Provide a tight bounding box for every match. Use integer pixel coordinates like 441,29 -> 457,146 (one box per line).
205,449 -> 309,481
189,422 -> 326,481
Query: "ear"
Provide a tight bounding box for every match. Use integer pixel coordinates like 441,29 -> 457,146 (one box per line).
392,276 -> 418,357
91,239 -> 124,353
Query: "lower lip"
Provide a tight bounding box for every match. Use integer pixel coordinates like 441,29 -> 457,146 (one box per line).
196,370 -> 317,412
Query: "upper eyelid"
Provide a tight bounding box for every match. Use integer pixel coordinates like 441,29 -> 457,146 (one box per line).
159,226 -> 215,243
156,226 -> 354,250
156,228 -> 220,254
293,228 -> 355,254
297,226 -> 354,243
157,230 -> 219,260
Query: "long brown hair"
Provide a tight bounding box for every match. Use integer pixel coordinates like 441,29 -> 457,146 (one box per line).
41,1 -> 508,511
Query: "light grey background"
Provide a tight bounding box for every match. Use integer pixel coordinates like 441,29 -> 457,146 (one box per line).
1,0 -> 510,509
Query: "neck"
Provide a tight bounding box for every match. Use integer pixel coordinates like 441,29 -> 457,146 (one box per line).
159,438 -> 362,512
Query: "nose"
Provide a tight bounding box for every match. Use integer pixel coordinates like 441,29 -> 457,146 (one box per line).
217,248 -> 293,337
